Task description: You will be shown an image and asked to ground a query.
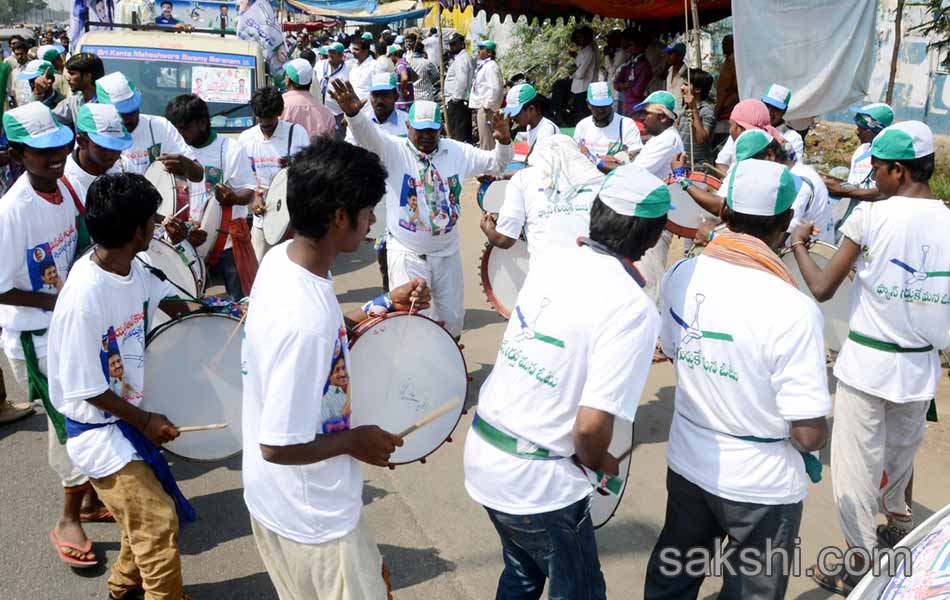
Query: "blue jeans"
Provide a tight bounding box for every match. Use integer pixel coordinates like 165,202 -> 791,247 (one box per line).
485,496 -> 606,600
208,248 -> 242,300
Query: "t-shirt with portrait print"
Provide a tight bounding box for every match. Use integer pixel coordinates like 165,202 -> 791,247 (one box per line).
0,174 -> 81,360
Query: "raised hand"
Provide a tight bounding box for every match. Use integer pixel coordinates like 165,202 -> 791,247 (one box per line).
328,79 -> 366,118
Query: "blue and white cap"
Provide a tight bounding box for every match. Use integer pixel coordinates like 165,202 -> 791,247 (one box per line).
370,72 -> 397,92
96,72 -> 143,114
761,83 -> 792,111
586,82 -> 613,107
37,44 -> 66,63
77,103 -> 133,151
2,102 -> 74,149
17,60 -> 54,81
408,100 -> 442,130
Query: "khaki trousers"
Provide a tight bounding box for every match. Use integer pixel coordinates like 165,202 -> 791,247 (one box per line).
92,461 -> 183,600
476,107 -> 496,151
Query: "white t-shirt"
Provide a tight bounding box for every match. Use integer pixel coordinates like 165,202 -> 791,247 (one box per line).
48,255 -> 173,479
120,114 -> 196,176
464,244 -> 659,514
469,58 -> 503,111
526,116 -> 560,150
571,44 -> 597,94
777,124 -> 805,164
191,135 -> 256,224
633,126 -> 684,180
346,110 -> 513,256
847,142 -> 875,189
573,113 -> 643,160
312,60 -> 352,115
788,162 -> 834,244
349,56 -> 379,101
661,256 -> 831,504
495,167 -> 594,265
716,135 -> 736,168
238,121 -> 309,228
424,35 -> 440,63
835,198 -> 950,402
241,242 -> 363,545
0,175 -> 80,360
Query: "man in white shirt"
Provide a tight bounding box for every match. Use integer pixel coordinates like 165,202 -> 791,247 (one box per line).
663,42 -> 687,115
569,25 -> 598,122
761,84 -> 805,164
501,83 -> 559,156
443,33 -> 474,143
574,82 -> 642,173
629,90 -> 685,305
348,38 -> 380,102
311,42 -> 351,129
165,93 -> 257,300
242,138 -> 430,600
465,165 -> 667,599
714,99 -> 775,175
331,80 -> 513,339
469,40 -> 504,151
240,87 -> 309,261
789,121 -> 950,595
423,28 -> 440,63
646,158 -> 830,600
95,73 -> 204,183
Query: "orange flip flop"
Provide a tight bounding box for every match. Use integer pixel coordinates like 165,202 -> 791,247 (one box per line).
49,529 -> 98,568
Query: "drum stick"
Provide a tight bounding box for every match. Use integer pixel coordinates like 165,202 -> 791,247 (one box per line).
397,397 -> 461,439
206,310 -> 248,371
170,203 -> 190,220
177,423 -> 228,432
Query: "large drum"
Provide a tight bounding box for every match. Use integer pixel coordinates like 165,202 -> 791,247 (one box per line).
480,180 -> 507,214
780,241 -> 853,353
479,240 -> 530,319
665,172 -> 721,239
590,419 -> 634,529
142,312 -> 244,461
143,238 -> 200,300
348,312 -> 467,465
263,169 -> 292,245
146,161 -> 192,221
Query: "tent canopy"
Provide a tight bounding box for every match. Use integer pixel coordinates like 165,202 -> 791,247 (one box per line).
436,0 -> 730,22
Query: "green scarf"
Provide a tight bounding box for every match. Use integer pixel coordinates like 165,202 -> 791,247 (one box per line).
20,330 -> 67,444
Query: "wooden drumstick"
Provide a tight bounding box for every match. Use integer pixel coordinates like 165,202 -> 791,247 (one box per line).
397,397 -> 461,439
177,423 -> 228,432
170,203 -> 190,220
206,309 -> 248,371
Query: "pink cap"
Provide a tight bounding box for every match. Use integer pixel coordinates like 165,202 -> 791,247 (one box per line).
730,99 -> 784,144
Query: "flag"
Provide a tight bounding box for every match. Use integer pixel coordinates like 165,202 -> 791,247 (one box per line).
236,0 -> 288,81
68,0 -> 115,52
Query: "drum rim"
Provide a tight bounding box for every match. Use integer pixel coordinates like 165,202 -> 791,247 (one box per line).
148,238 -> 200,299
664,172 -> 722,238
145,161 -> 177,206
480,179 -> 508,214
347,311 -> 469,466
143,310 -> 243,462
168,238 -> 205,294
594,420 -> 634,529
262,169 -> 291,245
479,242 -> 514,319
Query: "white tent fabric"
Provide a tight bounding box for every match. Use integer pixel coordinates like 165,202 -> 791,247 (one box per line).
732,0 -> 879,121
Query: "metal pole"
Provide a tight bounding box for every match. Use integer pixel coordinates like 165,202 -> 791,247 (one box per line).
437,3 -> 450,138
886,0 -> 905,105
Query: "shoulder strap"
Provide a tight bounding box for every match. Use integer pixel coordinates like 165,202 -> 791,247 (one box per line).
286,123 -> 294,158
60,176 -> 83,216
148,117 -> 155,147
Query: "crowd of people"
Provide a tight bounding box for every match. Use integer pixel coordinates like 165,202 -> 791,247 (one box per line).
0,18 -> 947,600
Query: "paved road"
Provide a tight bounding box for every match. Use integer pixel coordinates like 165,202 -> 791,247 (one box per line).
2,181 -> 948,599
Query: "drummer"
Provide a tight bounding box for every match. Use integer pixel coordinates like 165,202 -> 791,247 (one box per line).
573,81 -> 642,174
238,87 -> 309,262
330,79 -> 513,340
714,99 -> 776,175
0,102 -> 107,569
480,134 -> 601,266
47,172 -> 196,600
761,83 -> 805,163
344,72 -> 411,291
165,93 -> 258,300
464,164 -> 666,599
788,121 -> 950,595
502,83 -> 559,159
645,159 -> 830,600
241,139 -> 431,600
822,102 -> 894,209
95,73 -> 204,183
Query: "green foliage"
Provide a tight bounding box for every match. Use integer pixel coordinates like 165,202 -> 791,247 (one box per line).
912,0 -> 950,67
0,0 -> 48,24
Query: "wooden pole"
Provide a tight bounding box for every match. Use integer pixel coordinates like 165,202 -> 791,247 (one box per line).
437,3 -> 450,137
886,0 -> 905,105
690,0 -> 702,69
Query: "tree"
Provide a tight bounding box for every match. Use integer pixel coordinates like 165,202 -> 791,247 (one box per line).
0,0 -> 49,25
912,0 -> 950,68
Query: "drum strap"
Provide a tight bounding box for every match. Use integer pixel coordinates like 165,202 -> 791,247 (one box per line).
60,176 -> 91,256
576,237 -> 645,288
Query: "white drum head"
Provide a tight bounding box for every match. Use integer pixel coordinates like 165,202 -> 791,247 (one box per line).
150,309 -> 170,333
348,314 -> 467,465
666,173 -> 720,238
781,241 -> 853,352
196,195 -> 222,260
480,240 -> 530,319
145,238 -> 198,299
590,418 -> 633,529
263,169 -> 291,245
142,313 -> 244,461
481,180 -> 508,213
145,162 -> 178,217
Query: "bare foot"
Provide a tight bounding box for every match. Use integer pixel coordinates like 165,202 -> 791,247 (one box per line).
53,518 -> 96,563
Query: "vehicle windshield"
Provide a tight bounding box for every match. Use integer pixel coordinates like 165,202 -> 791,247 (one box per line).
80,44 -> 256,132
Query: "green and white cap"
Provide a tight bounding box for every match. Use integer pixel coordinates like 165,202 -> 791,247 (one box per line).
96,72 -> 142,114
17,60 -> 54,81
328,42 -> 345,53
761,83 -> 792,111
361,32 -> 373,40
2,101 -> 74,149
734,128 -> 773,162
370,72 -> 397,92
283,58 -> 313,85
633,90 -> 676,119
318,45 -> 329,56
387,43 -> 403,56
408,100 -> 442,130
477,40 -> 497,51
587,81 -> 613,107
871,120 -> 934,160
503,83 -> 538,117
725,159 -> 797,216
597,163 -> 671,218
77,103 -> 132,151
852,102 -> 894,130
37,44 -> 66,63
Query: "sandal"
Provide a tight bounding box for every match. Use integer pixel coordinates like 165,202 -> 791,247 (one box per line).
49,528 -> 98,568
811,567 -> 856,597
0,399 -> 34,425
877,522 -> 911,548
